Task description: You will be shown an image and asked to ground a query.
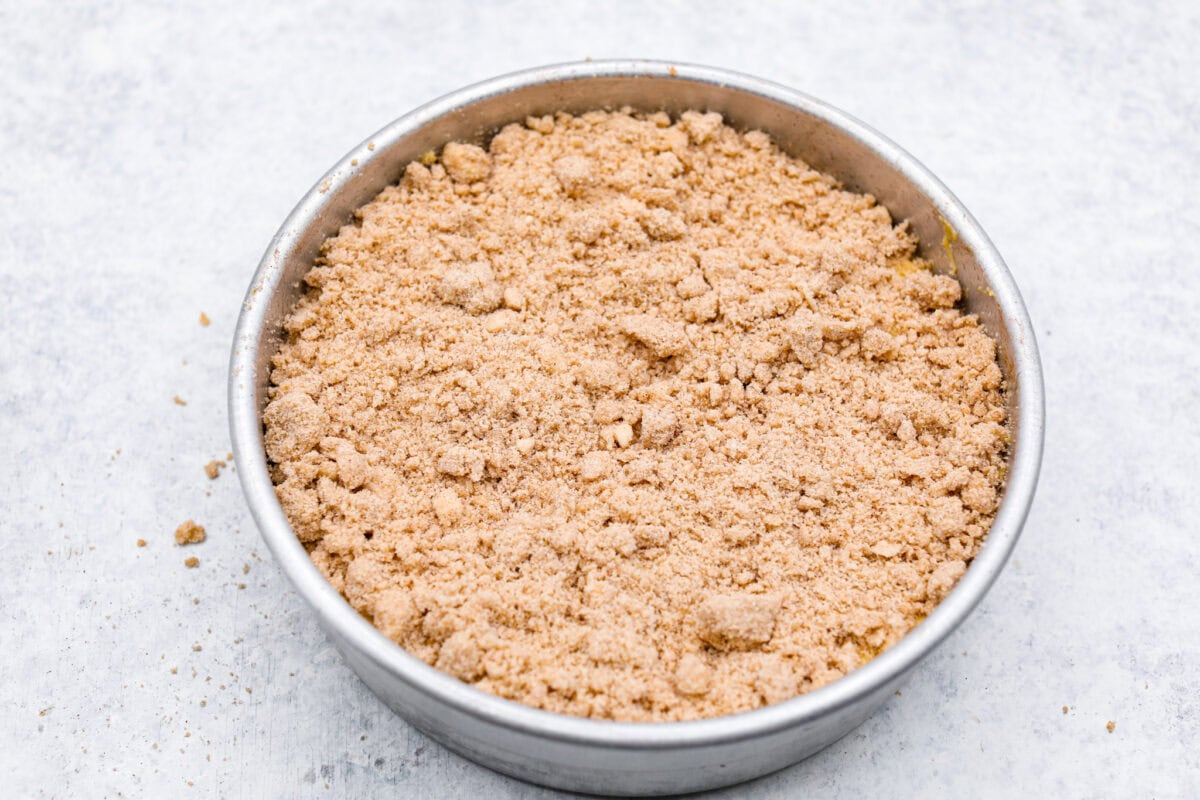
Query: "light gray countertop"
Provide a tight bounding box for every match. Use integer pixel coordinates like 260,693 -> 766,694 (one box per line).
3,2 -> 1198,797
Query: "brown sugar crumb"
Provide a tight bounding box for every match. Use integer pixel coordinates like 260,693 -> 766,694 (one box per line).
184,557 -> 200,568
199,312 -> 211,327
175,520 -> 206,545
204,459 -> 226,480
1107,720 -> 1116,733
695,594 -> 780,651
1062,705 -> 1069,714
263,110 -> 1009,722
173,395 -> 187,406
136,539 -> 147,548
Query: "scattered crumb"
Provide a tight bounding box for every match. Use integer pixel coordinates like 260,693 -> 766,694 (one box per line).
192,644 -> 202,651
237,583 -> 246,590
136,539 -> 147,548
1107,720 -> 1116,733
173,395 -> 187,406
204,459 -> 226,480
199,312 -> 211,327
175,521 -> 206,545
38,707 -> 51,717
184,557 -> 200,568
1062,705 -> 1069,714
242,563 -> 250,574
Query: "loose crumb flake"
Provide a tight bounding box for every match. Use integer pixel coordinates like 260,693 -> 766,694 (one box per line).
175,521 -> 206,545
136,539 -> 147,548
1107,720 -> 1116,733
199,312 -> 211,327
173,395 -> 187,406
263,110 -> 1009,722
184,557 -> 200,568
204,459 -> 226,480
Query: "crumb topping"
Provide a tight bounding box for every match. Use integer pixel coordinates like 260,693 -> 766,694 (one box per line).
264,109 -> 1008,721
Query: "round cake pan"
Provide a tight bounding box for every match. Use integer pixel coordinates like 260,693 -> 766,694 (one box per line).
229,60 -> 1044,796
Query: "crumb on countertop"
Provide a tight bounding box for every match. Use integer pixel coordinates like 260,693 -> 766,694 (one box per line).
204,459 -> 226,480
136,539 -> 147,547
199,312 -> 211,327
1107,720 -> 1116,733
175,520 -> 206,545
184,557 -> 200,568
173,395 -> 187,406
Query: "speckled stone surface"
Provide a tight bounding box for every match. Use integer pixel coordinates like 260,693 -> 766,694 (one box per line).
3,2 -> 1198,797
